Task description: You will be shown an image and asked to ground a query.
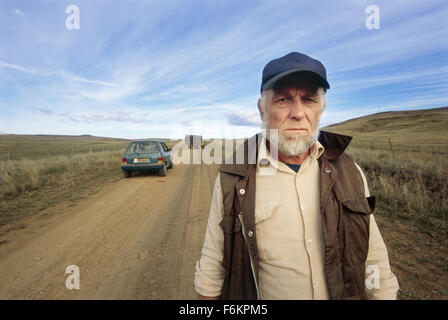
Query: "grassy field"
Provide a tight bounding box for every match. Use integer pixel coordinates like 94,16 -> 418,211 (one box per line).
0,151 -> 124,228
0,134 -> 130,161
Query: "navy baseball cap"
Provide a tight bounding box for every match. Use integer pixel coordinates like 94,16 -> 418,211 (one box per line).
260,52 -> 330,93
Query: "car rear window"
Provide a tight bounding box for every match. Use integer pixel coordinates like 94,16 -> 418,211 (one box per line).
126,142 -> 159,154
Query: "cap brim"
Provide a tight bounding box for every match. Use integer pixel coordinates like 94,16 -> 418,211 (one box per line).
261,68 -> 330,92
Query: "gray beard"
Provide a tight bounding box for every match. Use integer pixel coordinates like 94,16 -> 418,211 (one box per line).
263,119 -> 320,156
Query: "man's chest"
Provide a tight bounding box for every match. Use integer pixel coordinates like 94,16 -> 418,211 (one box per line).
254,163 -> 324,263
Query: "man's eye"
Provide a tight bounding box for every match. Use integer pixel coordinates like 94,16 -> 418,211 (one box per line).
277,98 -> 288,103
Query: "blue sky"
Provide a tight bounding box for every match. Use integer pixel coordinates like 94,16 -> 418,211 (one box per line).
0,0 -> 447,139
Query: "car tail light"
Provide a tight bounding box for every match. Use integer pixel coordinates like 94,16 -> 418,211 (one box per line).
158,157 -> 163,163
122,158 -> 127,164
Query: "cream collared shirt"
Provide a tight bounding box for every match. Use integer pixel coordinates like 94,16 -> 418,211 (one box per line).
194,135 -> 399,299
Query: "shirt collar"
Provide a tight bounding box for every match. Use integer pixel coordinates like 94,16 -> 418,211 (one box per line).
311,139 -> 325,160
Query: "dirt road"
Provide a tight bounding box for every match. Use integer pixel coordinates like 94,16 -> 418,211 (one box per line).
0,161 -> 219,299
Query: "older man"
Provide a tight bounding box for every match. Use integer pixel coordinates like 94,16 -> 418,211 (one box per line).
194,52 -> 399,300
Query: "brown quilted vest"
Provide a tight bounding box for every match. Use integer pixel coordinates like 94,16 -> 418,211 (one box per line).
218,130 -> 375,300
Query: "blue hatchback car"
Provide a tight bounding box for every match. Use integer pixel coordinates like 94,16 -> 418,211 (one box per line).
121,140 -> 173,178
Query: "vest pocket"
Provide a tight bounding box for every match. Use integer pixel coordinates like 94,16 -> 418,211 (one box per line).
341,195 -> 374,215
339,195 -> 372,265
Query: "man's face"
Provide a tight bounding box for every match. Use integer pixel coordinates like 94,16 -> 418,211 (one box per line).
258,85 -> 325,156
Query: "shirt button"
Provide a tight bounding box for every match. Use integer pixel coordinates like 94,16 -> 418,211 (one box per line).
307,239 -> 312,245
248,230 -> 254,237
325,168 -> 331,173
239,188 -> 246,195
313,279 -> 319,286
259,158 -> 270,167
301,204 -> 306,210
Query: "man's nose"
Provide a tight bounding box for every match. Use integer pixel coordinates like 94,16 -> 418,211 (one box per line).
289,98 -> 305,120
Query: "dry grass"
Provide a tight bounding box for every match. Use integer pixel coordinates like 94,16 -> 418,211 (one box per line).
347,146 -> 448,242
0,151 -> 120,199
0,134 -> 129,161
0,151 -> 123,226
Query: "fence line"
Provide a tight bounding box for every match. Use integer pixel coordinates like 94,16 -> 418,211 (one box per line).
350,141 -> 448,155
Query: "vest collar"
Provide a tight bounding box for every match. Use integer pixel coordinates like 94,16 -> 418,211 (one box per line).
318,130 -> 353,160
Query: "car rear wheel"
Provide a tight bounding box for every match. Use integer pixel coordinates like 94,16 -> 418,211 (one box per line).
124,171 -> 132,178
160,164 -> 167,176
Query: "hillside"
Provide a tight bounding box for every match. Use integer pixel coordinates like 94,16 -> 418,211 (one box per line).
323,106 -> 448,153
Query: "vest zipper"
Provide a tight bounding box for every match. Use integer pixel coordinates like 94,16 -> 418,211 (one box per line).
238,212 -> 260,299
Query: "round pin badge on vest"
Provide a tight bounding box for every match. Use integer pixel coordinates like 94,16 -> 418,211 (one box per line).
325,168 -> 331,173
239,189 -> 246,195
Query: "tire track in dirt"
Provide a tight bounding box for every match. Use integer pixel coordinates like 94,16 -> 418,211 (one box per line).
174,162 -> 219,299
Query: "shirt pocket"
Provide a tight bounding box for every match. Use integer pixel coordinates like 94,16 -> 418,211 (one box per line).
255,202 -> 287,263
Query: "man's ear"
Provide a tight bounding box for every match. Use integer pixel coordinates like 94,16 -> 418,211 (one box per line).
320,91 -> 326,113
257,99 -> 265,121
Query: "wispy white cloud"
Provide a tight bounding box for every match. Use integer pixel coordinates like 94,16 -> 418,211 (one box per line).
67,75 -> 117,87
0,61 -> 37,74
0,61 -> 117,87
333,67 -> 448,92
73,110 -> 154,123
